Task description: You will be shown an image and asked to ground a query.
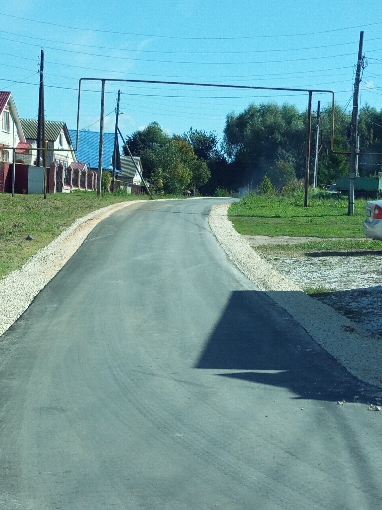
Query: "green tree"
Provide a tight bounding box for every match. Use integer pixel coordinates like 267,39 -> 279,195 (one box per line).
259,174 -> 274,195
223,102 -> 305,188
150,137 -> 200,194
268,160 -> 296,190
183,128 -> 228,195
182,128 -> 220,161
317,104 -> 350,186
358,104 -> 382,176
123,122 -> 169,179
189,159 -> 210,194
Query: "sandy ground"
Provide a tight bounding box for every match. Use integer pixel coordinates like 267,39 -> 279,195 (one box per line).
244,235 -> 382,337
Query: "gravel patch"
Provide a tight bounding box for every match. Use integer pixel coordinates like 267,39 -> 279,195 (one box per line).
252,245 -> 382,337
209,203 -> 382,388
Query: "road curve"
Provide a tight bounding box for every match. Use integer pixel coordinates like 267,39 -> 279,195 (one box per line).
0,198 -> 381,509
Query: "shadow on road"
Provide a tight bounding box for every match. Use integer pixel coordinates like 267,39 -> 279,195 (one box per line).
195,290 -> 380,403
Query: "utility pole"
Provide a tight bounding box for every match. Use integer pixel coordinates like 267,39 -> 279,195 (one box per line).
36,49 -> 46,198
348,31 -> 364,215
97,79 -> 106,195
304,90 -> 313,207
312,100 -> 321,188
112,90 -> 121,192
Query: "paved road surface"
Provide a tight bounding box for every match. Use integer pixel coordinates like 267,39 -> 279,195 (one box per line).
0,198 -> 381,509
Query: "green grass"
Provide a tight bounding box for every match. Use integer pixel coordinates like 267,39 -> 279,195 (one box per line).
228,191 -> 371,239
0,191 -> 149,279
254,238 -> 382,258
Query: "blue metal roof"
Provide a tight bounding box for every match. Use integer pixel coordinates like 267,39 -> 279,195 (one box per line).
68,129 -> 119,170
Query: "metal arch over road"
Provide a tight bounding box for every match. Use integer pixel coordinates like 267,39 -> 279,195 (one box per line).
75,77 -> 335,197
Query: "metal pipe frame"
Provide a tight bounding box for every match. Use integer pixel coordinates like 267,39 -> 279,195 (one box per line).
75,78 -> 336,154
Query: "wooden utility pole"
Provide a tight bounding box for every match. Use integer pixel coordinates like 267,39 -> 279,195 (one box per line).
348,31 -> 364,215
97,79 -> 106,195
304,90 -> 313,207
36,49 -> 46,198
313,100 -> 321,188
112,90 -> 121,192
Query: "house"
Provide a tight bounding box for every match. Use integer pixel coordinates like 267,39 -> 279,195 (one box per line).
20,119 -> 76,169
67,129 -> 118,172
0,91 -> 29,164
120,155 -> 147,193
67,129 -> 148,193
68,129 -> 125,192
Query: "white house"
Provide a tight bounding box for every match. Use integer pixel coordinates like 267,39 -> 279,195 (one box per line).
19,119 -> 76,168
0,91 -> 28,163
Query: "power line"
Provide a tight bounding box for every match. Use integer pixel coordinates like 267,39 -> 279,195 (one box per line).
1,11 -> 382,39
0,36 -> 364,65
0,49 -> 355,80
0,27 -> 375,54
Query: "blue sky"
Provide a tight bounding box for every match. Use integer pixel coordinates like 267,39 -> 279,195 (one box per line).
2,1 -> 382,144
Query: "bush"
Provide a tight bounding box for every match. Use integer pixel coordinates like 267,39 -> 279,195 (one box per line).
258,175 -> 275,195
215,187 -> 231,197
102,171 -> 112,192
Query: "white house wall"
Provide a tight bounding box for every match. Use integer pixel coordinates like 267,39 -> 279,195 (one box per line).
53,131 -> 76,167
0,106 -> 22,163
19,130 -> 76,167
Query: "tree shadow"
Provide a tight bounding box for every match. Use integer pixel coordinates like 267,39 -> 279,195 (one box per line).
195,290 -> 381,403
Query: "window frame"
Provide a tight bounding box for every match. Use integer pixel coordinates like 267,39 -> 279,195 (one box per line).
3,109 -> 10,133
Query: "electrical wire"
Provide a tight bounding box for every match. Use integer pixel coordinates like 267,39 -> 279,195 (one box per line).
1,11 -> 382,39
0,35 -> 363,65
0,28 -> 374,55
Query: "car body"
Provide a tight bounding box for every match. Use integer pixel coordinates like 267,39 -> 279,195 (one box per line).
364,200 -> 382,240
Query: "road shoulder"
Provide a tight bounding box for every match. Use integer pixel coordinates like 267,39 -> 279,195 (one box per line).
209,203 -> 382,389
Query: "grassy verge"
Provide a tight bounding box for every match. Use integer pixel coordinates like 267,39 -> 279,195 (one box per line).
228,190 -> 382,252
228,190 -> 368,238
228,190 -> 382,295
0,191 -> 150,280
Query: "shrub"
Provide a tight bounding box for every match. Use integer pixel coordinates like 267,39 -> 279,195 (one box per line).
215,187 -> 231,197
259,174 -> 275,195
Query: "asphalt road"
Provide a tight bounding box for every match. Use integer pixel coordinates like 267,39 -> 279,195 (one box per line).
0,198 -> 381,509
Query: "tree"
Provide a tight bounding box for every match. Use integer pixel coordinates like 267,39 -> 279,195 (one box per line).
182,128 -> 220,161
358,104 -> 382,175
123,121 -> 169,154
316,104 -> 350,186
150,136 -> 210,195
123,122 -> 169,179
189,159 -> 210,193
268,160 -> 296,190
259,174 -> 274,195
183,128 -> 227,195
223,102 -> 305,189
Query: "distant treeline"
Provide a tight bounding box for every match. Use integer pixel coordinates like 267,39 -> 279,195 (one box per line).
123,102 -> 382,195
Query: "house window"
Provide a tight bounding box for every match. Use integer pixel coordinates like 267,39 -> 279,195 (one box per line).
3,110 -> 10,132
59,132 -> 64,147
3,150 -> 9,162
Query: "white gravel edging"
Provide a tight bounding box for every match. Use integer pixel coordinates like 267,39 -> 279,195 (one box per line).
0,200 -> 142,337
209,203 -> 382,388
